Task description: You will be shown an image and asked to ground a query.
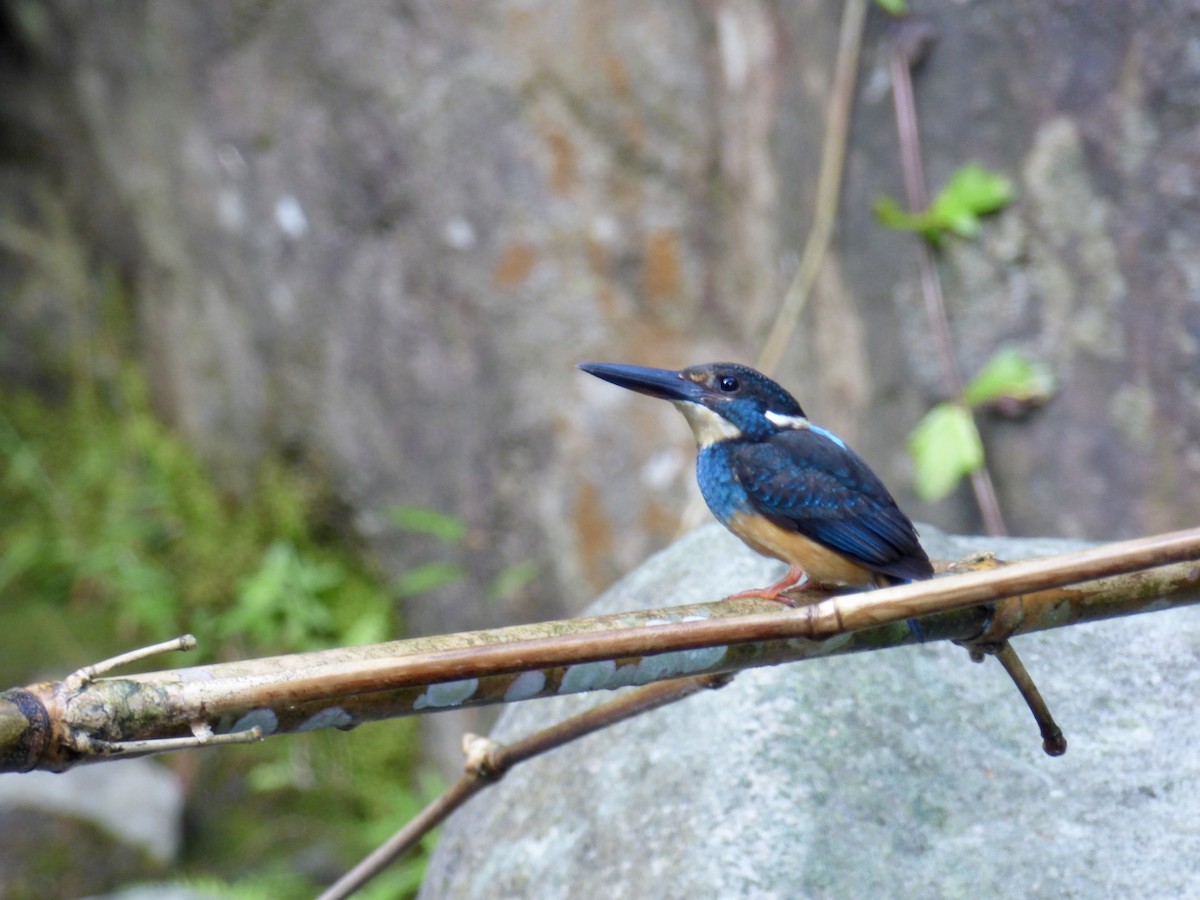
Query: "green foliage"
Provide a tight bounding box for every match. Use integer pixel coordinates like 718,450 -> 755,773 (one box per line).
876,163 -> 1014,245
0,367 -> 397,661
388,505 -> 466,544
907,348 -> 1056,502
386,506 -> 540,605
963,347 -> 1056,407
0,279 -> 434,895
392,560 -> 468,599
386,504 -> 470,600
488,560 -> 540,602
215,541 -> 390,650
907,402 -> 984,503
175,726 -> 437,898
873,0 -> 909,14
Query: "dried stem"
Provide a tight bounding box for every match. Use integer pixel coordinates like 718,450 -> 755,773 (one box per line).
756,0 -> 867,375
64,634 -> 197,690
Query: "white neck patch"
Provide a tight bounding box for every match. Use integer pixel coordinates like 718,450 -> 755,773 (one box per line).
674,401 -> 742,446
764,411 -> 809,430
764,411 -> 847,449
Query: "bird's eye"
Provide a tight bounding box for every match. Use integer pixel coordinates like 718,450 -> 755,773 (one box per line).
718,375 -> 739,392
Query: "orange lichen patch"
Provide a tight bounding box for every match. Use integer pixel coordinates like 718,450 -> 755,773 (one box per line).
640,497 -> 681,543
505,6 -> 533,31
627,319 -> 687,363
544,128 -> 576,195
574,479 -> 615,589
594,282 -> 621,322
605,53 -> 631,98
493,242 -> 538,289
641,229 -> 681,301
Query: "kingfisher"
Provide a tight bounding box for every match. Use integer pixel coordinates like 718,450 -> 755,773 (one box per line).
578,361 -> 934,604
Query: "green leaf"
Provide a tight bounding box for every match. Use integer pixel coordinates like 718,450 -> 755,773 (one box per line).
875,163 -> 1013,243
387,505 -> 465,544
392,561 -> 466,598
964,348 -> 1056,407
907,402 -> 985,503
874,195 -> 926,232
873,0 -> 908,14
339,605 -> 391,647
929,163 -> 1014,239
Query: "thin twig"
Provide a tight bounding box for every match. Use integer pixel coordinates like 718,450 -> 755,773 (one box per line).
317,673 -> 732,900
64,634 -> 197,690
756,0 -> 867,375
990,641 -> 1066,756
887,21 -> 1007,536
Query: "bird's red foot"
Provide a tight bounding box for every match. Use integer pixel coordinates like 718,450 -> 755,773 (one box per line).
726,564 -> 809,607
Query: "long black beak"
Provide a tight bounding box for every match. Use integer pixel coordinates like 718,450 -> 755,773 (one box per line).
577,363 -> 707,404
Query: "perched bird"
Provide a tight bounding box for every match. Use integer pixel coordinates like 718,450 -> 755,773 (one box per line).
578,361 -> 934,604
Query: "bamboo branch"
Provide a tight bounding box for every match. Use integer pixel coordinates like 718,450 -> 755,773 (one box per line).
2,527 -> 1199,773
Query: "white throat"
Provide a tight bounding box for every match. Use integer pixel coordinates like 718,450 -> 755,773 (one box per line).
674,401 -> 743,447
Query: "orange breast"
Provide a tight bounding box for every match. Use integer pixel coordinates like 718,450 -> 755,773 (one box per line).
728,512 -> 880,589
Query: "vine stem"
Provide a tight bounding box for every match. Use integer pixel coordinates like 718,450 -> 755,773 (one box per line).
888,20 -> 1008,536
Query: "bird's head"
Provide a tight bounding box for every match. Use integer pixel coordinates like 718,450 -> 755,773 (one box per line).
578,361 -> 807,446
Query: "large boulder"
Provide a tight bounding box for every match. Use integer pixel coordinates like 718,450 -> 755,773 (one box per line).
422,525 -> 1200,898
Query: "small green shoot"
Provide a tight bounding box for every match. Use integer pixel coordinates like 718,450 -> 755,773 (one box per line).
873,0 -> 908,14
876,163 -> 1014,244
387,506 -> 470,599
388,505 -> 466,543
392,561 -> 467,599
488,560 -> 539,602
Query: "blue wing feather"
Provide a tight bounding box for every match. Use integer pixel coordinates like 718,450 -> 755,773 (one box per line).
730,428 -> 933,582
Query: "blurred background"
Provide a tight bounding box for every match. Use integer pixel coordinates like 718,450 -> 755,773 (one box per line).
0,0 -> 1197,896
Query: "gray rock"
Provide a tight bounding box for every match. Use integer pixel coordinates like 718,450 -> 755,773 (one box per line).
0,757 -> 184,896
422,524 -> 1200,899
0,757 -> 184,864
